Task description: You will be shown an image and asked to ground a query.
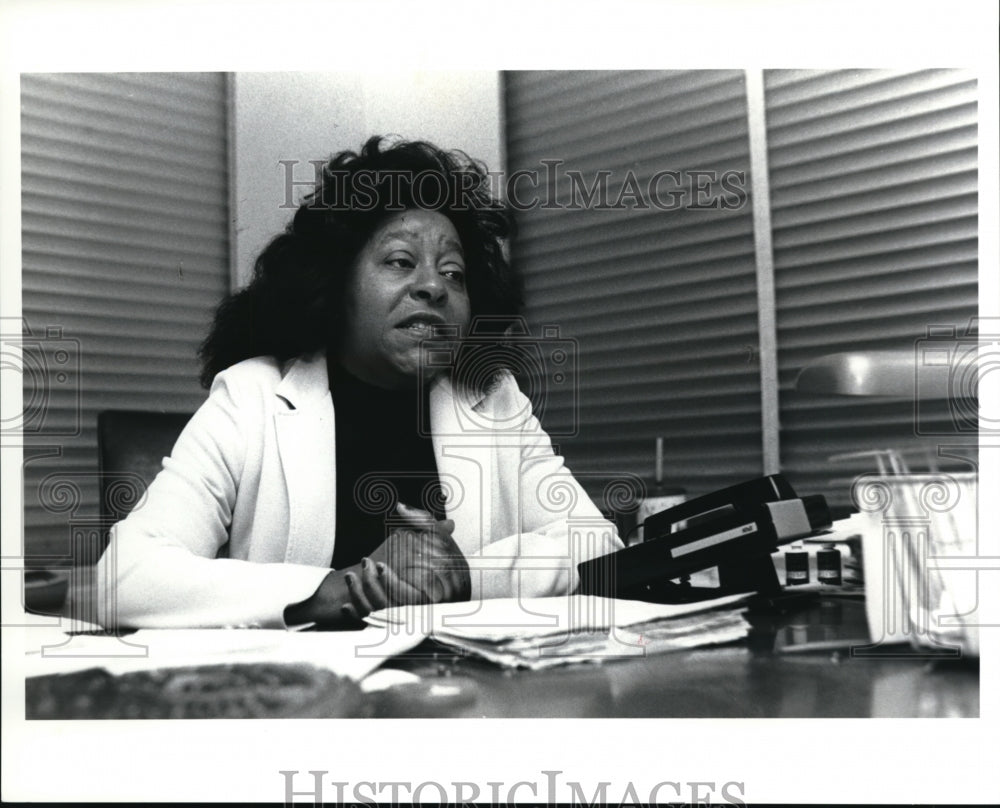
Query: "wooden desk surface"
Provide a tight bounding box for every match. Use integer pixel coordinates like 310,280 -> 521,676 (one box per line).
27,574 -> 978,719
369,596 -> 979,718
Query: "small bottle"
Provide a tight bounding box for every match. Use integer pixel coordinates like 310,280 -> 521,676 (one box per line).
817,543 -> 842,586
635,437 -> 685,542
785,545 -> 809,586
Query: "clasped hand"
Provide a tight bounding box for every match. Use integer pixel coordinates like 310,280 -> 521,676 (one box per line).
338,502 -> 471,622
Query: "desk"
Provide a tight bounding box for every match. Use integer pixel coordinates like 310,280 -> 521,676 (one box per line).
369,596 -> 978,718
26,576 -> 978,719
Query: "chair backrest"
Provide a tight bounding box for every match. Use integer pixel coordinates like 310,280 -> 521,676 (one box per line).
97,410 -> 192,523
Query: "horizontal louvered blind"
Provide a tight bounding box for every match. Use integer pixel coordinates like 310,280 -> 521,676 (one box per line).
766,69 -> 979,506
20,72 -> 229,559
504,71 -> 762,508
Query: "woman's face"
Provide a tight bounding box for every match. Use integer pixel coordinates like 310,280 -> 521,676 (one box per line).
339,209 -> 471,389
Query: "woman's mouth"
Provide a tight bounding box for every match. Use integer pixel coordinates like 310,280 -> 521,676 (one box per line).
394,313 -> 447,336
399,321 -> 434,335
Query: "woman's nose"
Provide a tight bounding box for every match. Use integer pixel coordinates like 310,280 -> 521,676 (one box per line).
409,263 -> 447,304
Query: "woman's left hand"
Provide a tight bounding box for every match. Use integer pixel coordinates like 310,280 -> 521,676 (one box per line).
365,503 -> 471,605
339,557 -> 387,620
394,502 -> 472,604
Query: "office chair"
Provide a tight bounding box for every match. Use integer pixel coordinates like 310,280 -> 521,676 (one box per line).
96,409 -> 192,524
23,410 -> 195,617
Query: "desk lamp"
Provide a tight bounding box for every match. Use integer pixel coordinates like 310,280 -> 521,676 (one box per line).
793,349 -> 949,398
793,346 -> 976,471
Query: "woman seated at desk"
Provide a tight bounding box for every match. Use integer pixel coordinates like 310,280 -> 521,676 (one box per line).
97,136 -> 622,630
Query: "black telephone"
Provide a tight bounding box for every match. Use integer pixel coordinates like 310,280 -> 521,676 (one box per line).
577,474 -> 832,603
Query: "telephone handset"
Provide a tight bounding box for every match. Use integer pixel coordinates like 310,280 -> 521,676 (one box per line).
577,474 -> 832,603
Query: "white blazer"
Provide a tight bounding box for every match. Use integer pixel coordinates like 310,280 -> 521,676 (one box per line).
97,353 -> 621,628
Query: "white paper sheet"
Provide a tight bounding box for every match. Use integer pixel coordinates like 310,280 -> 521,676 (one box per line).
365,593 -> 750,641
22,621 -> 427,682
446,610 -> 751,670
364,594 -> 751,670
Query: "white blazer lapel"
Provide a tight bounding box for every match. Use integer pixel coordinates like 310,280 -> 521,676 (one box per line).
430,375 -> 497,556
274,354 -> 337,566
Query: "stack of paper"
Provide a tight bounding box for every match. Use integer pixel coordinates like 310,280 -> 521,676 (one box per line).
21,622 -> 427,682
365,594 -> 750,670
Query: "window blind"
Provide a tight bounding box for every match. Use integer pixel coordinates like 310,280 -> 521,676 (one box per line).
504,70 -> 762,509
765,69 -> 979,505
20,72 -> 229,560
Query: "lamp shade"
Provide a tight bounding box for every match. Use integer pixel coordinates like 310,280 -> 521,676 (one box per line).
794,350 -> 950,399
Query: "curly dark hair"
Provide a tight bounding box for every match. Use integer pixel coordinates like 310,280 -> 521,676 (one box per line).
198,136 -> 522,391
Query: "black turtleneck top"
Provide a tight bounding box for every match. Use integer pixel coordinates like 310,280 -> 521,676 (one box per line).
329,360 -> 445,570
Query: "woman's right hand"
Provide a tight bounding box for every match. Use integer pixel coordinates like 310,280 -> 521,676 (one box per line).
367,503 -> 471,605
284,503 -> 470,628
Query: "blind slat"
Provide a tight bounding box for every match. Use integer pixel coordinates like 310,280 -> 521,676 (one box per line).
23,258 -> 224,291
22,129 -> 228,189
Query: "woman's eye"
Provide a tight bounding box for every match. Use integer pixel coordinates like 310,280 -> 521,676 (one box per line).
442,266 -> 466,283
386,256 -> 414,269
